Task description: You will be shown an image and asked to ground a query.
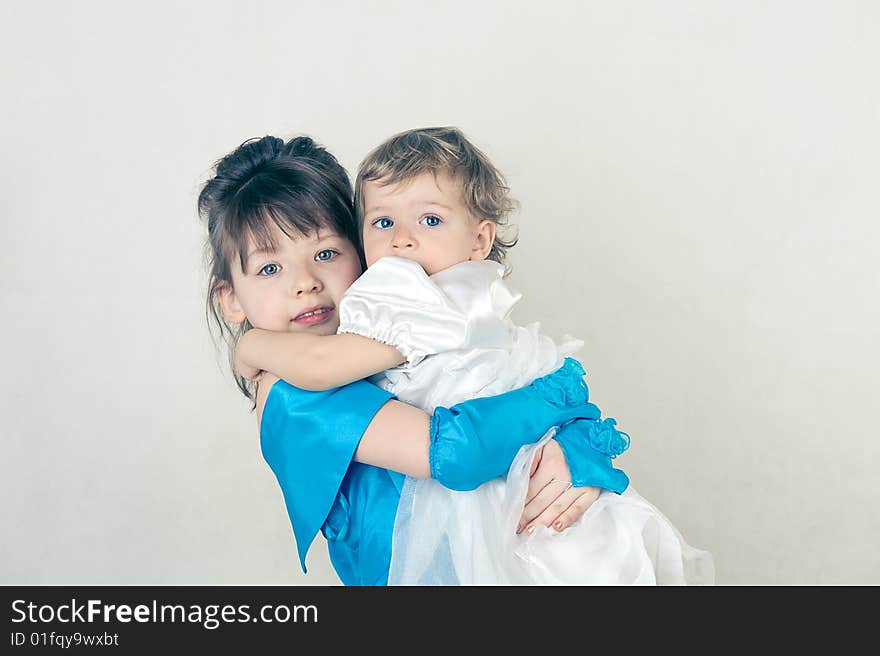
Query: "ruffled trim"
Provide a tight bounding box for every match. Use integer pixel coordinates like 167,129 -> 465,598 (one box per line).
337,323 -> 428,367
530,357 -> 590,408
583,417 -> 631,458
337,257 -> 471,367
430,260 -> 518,318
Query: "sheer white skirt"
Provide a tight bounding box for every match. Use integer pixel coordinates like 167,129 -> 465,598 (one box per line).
389,432 -> 714,585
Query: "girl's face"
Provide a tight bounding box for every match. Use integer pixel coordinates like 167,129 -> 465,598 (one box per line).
361,172 -> 496,275
217,225 -> 362,335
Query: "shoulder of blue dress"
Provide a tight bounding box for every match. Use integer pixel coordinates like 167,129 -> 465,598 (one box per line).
259,379 -> 330,443
262,377 -> 308,410
258,378 -> 281,445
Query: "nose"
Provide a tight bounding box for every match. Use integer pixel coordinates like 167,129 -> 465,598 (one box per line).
391,226 -> 417,251
291,267 -> 323,296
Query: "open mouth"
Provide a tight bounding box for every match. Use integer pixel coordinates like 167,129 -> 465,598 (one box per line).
291,306 -> 334,326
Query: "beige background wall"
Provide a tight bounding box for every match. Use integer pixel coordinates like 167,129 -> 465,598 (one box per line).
2,0 -> 877,584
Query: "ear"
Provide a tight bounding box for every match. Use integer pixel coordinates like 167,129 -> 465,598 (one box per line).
215,282 -> 247,324
470,220 -> 497,261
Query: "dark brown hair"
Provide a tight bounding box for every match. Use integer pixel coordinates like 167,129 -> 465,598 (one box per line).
197,135 -> 359,403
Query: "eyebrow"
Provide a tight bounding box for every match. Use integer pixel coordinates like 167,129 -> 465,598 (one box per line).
244,247 -> 276,268
245,232 -> 341,266
418,201 -> 453,210
313,231 -> 340,242
365,201 -> 453,215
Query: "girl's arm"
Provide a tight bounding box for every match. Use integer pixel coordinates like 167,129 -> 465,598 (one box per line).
256,371 -> 431,477
353,397 -> 433,477
258,371 -> 608,534
256,359 -> 613,560
238,328 -> 404,391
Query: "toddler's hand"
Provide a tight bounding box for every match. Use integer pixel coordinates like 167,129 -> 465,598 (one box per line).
516,438 -> 600,535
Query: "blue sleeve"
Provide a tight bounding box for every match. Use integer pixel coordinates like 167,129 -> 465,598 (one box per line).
259,379 -> 396,573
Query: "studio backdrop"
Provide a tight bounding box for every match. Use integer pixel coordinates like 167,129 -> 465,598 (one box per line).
1,0 -> 877,584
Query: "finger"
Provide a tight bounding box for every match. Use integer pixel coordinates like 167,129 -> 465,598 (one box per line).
548,486 -> 601,532
518,477 -> 556,531
529,445 -> 544,478
517,478 -> 572,533
524,461 -> 559,506
523,472 -> 556,510
523,485 -> 585,534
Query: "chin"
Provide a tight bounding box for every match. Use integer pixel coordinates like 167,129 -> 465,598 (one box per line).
314,321 -> 340,336
423,261 -> 459,276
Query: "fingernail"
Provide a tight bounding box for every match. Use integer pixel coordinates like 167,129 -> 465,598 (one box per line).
527,526 -> 536,535
516,524 -> 522,534
554,521 -> 563,531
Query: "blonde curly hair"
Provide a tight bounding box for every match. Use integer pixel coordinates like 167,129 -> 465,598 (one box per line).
354,126 -> 519,267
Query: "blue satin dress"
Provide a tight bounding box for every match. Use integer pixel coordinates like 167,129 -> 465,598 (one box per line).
259,378 -> 405,586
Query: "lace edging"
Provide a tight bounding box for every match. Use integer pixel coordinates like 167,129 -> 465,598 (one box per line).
530,357 -> 590,407
586,417 -> 631,458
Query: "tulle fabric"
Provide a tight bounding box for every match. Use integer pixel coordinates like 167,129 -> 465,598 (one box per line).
338,257 -> 714,585
389,432 -> 714,585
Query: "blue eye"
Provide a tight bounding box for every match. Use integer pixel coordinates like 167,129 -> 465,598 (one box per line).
315,249 -> 337,262
420,215 -> 442,227
258,263 -> 280,276
373,217 -> 394,229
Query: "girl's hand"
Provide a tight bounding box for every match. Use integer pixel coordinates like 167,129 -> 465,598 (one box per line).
516,438 -> 600,535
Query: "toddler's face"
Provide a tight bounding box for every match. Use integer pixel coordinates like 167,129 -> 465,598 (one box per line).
220,225 -> 362,335
361,172 -> 494,275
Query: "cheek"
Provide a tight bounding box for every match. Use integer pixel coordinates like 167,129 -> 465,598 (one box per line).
331,259 -> 363,297
362,238 -> 382,266
238,294 -> 276,330
438,232 -> 469,257
345,261 -> 362,286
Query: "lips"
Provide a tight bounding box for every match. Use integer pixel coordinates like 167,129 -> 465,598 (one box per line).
291,305 -> 334,326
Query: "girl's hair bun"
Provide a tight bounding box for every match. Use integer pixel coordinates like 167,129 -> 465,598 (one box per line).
214,135 -> 285,181
284,135 -> 318,158
283,135 -> 344,173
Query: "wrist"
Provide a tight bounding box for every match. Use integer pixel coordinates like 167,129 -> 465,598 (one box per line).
237,330 -> 257,364
554,419 -> 630,494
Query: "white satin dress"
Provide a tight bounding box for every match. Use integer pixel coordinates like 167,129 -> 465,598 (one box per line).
338,256 -> 714,585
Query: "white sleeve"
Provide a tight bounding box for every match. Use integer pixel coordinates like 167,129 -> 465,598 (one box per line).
337,257 -> 471,366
